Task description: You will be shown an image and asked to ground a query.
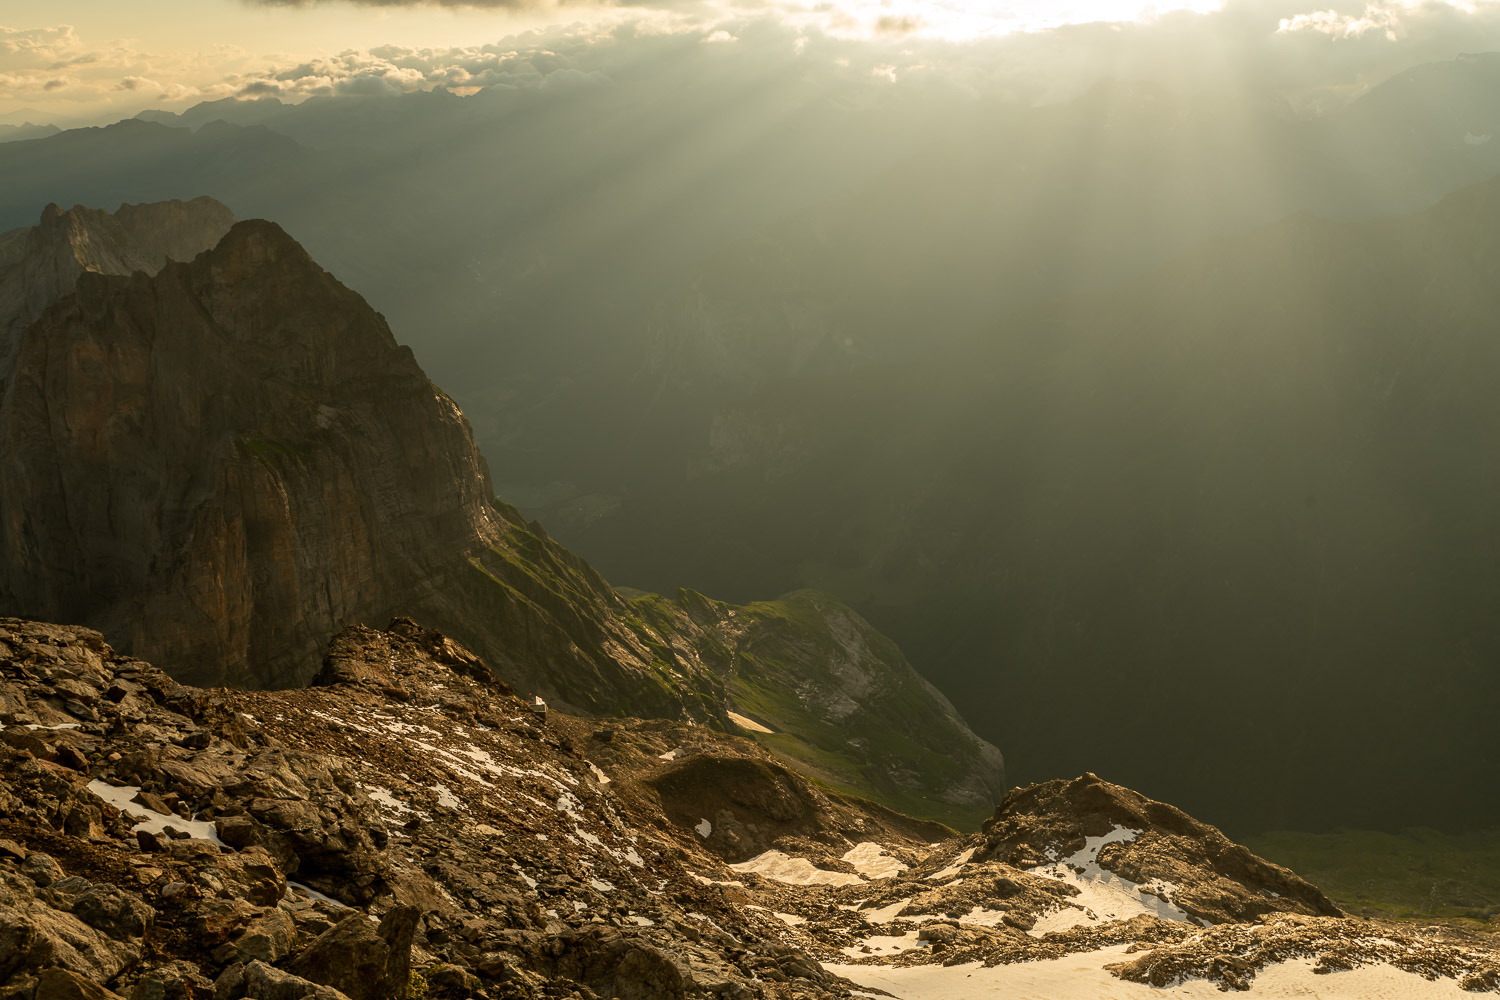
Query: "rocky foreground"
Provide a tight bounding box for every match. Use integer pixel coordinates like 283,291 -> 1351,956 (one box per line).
4,615 -> 1499,1000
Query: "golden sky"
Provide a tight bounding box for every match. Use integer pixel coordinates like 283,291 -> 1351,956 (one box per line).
2,0 -> 1498,125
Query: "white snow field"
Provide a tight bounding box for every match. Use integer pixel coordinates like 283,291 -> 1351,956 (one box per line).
843,842 -> 910,879
729,850 -> 866,886
827,945 -> 1478,999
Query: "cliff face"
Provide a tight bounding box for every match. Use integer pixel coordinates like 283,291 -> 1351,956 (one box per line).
0,207 -> 730,717
0,218 -> 502,688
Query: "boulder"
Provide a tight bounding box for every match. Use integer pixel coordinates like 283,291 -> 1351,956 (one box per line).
70,884 -> 155,940
214,961 -> 351,1000
224,909 -> 295,964
128,962 -> 214,1000
0,903 -> 53,981
283,907 -> 417,1000
34,967 -> 125,1000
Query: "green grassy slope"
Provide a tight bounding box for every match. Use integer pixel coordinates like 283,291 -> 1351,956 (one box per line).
1245,828 -> 1500,923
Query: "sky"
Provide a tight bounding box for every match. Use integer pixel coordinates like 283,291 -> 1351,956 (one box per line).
4,0 -> 1500,125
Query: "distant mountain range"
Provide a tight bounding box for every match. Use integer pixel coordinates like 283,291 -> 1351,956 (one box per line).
0,122 -> 60,144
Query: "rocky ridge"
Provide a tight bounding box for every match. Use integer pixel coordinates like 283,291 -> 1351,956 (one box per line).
0,197 -> 234,340
3,618 -> 1497,1000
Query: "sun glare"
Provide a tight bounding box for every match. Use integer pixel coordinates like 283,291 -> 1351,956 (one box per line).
782,0 -> 1228,41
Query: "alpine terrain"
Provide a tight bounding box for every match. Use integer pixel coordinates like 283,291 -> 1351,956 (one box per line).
0,202 -> 1496,999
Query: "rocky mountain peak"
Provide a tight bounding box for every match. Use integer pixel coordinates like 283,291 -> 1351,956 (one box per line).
0,212 -> 501,690
0,196 -> 234,341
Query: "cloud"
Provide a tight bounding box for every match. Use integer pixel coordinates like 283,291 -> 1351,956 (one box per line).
7,0 -> 1500,123
0,25 -> 82,60
873,14 -> 923,36
198,2 -> 1500,118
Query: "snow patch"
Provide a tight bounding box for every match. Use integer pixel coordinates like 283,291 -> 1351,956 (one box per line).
1026,826 -> 1195,936
431,784 -> 465,811
689,873 -> 745,888
730,850 -> 866,887
927,847 -> 975,881
843,842 -> 908,879
840,930 -> 926,959
727,711 -> 775,733
862,899 -> 912,924
362,783 -> 422,817
86,780 -> 225,845
826,945 -> 1483,999
555,790 -> 585,822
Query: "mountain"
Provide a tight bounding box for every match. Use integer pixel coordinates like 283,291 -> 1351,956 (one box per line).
0,196 -> 235,337
5,618 -> 1496,999
0,201 -> 1004,822
553,167 -> 1500,835
0,123 -> 61,144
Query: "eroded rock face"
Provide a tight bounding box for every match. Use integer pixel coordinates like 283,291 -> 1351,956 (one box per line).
978,772 -> 1341,924
0,210 -> 734,718
0,218 -> 501,689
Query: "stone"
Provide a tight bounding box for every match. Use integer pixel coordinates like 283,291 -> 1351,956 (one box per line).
216,847 -> 287,908
70,883 -> 155,940
34,967 -> 125,1000
21,853 -> 65,887
0,903 -> 53,981
284,905 -> 418,1000
422,965 -> 475,999
129,962 -> 213,1000
227,908 -> 295,964
2,728 -> 49,757
213,816 -> 261,852
215,961 -> 352,1000
54,745 -> 90,771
